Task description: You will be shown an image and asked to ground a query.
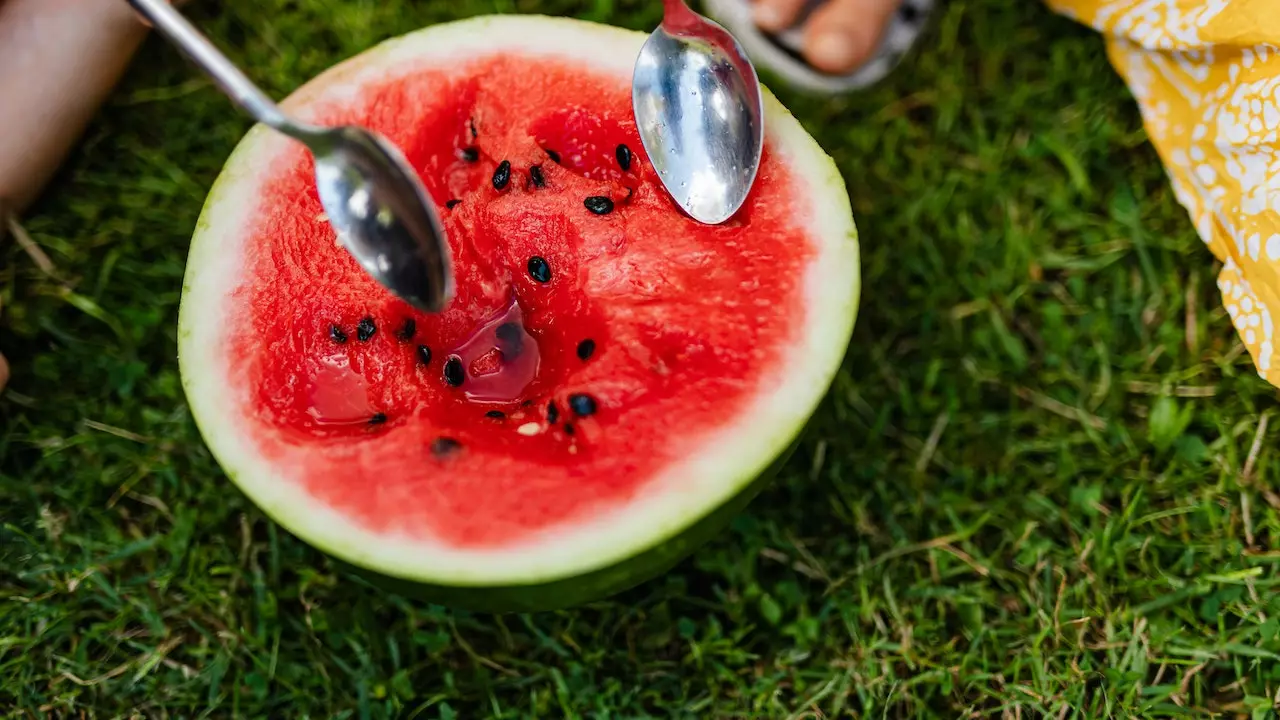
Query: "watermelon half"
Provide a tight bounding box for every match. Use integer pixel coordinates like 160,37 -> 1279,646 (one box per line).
178,14 -> 859,612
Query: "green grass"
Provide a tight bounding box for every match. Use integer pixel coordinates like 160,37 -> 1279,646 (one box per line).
4,0 -> 1280,716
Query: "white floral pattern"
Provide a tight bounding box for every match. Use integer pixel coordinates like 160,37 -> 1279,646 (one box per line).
1049,0 -> 1280,383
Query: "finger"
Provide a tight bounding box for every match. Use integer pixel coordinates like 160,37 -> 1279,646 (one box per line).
802,0 -> 900,74
752,0 -> 811,32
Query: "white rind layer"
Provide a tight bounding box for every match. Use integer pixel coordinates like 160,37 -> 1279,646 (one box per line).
178,14 -> 859,587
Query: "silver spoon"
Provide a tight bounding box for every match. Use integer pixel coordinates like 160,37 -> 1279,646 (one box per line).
632,0 -> 764,225
126,0 -> 454,312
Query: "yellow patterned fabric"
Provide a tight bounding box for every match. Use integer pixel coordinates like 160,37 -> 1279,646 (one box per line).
1046,0 -> 1280,384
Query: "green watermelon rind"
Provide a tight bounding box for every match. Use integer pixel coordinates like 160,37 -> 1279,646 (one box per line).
339,437 -> 804,613
178,14 -> 859,610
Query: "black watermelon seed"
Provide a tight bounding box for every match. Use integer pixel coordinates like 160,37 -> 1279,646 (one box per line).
545,148 -> 561,163
576,339 -> 596,361
527,256 -> 551,284
616,143 -> 632,171
329,324 -> 348,344
446,199 -> 461,209
564,423 -> 575,436
521,399 -> 534,407
568,393 -> 597,417
417,345 -> 432,365
493,160 -> 511,190
485,410 -> 506,420
357,317 -> 376,342
369,413 -> 387,425
496,322 -> 522,344
460,146 -> 479,162
469,118 -> 478,139
529,165 -> 546,187
396,318 -> 416,341
584,196 -> 614,215
547,401 -> 560,425
443,356 -> 465,387
431,437 -> 462,456
496,322 -> 524,357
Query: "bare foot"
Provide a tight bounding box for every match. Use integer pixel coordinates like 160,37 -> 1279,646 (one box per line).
751,0 -> 902,74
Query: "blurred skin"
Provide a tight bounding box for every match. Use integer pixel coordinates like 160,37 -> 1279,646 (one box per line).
0,0 -> 153,393
0,0 -> 150,212
0,0 -> 892,394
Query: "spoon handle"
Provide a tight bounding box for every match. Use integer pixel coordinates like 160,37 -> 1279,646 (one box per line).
660,0 -> 701,33
125,0 -> 293,133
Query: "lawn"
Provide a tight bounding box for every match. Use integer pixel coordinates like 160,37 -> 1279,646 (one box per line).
4,0 -> 1280,717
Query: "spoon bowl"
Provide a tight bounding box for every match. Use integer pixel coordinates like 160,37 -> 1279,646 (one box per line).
126,0 -> 454,312
632,0 -> 764,225
308,126 -> 454,312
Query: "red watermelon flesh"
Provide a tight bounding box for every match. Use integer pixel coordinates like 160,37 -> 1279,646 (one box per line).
179,17 -> 859,608
229,52 -> 814,549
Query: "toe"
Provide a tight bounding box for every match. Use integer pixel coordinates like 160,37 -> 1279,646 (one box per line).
752,0 -> 810,32
802,0 -> 900,74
